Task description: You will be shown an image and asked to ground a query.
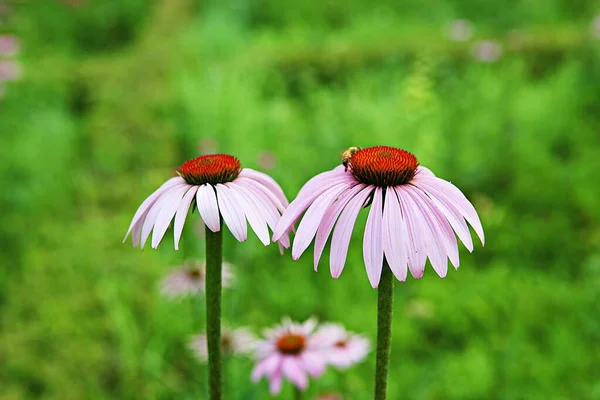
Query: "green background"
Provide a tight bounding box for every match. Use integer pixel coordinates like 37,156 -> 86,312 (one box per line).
1,0 -> 600,399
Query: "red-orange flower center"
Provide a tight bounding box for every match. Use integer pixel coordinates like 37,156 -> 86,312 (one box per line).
276,333 -> 306,355
347,146 -> 419,187
177,154 -> 241,185
334,340 -> 348,348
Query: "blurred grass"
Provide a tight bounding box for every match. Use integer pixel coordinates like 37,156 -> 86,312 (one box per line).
1,0 -> 600,399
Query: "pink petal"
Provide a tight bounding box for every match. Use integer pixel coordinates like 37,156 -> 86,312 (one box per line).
297,167 -> 353,198
363,187 -> 384,288
394,187 -> 427,278
151,185 -> 190,249
299,351 -> 327,378
123,177 -> 184,242
273,178 -> 348,242
382,187 -> 408,281
281,357 -> 308,390
330,186 -> 374,279
292,183 -> 350,260
237,177 -> 286,212
174,186 -> 199,250
215,184 -> 248,242
252,354 -> 280,381
409,186 -> 460,269
313,184 -> 366,270
196,184 -> 221,232
140,185 -> 186,249
416,166 -> 435,178
413,177 -> 484,245
238,168 -> 289,207
269,370 -> 283,395
401,186 -> 448,278
411,181 -> 474,252
226,182 -> 270,245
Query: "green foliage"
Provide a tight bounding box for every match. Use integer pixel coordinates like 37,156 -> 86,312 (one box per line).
1,0 -> 600,399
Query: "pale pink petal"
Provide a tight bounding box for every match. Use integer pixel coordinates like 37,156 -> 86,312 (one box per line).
151,185 -> 190,248
174,186 -> 199,250
313,183 -> 366,270
281,357 -> 308,390
238,168 -> 289,207
414,177 -> 484,245
273,179 -> 347,242
123,177 -> 184,242
140,184 -> 187,249
296,166 -> 347,197
409,186 -> 460,269
237,177 -> 286,213
252,354 -> 280,381
215,184 -> 248,242
363,187 -> 384,288
299,351 -> 327,378
196,184 -> 221,232
394,187 -> 427,278
226,182 -> 270,245
292,183 -> 350,260
416,166 -> 435,178
411,181 -> 474,252
330,186 -> 374,279
382,187 -> 408,281
401,186 -> 448,278
269,371 -> 283,395
236,179 -> 290,248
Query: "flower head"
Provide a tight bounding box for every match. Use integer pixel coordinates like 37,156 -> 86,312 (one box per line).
312,323 -> 370,369
273,145 -> 484,288
252,318 -> 327,395
446,19 -> 474,42
123,154 -> 291,250
190,327 -> 257,362
471,40 -> 502,63
160,259 -> 233,299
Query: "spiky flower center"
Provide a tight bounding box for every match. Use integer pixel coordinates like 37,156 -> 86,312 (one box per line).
347,146 -> 419,187
177,154 -> 241,185
186,268 -> 204,281
276,333 -> 306,355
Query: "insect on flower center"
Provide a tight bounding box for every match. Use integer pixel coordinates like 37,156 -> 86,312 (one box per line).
347,146 -> 419,187
177,154 -> 241,185
276,333 -> 306,355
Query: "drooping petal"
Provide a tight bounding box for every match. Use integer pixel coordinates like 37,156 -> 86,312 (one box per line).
394,187 -> 428,278
382,187 -> 408,281
173,186 -> 199,250
401,186 -> 449,278
215,184 -> 248,242
313,183 -> 365,270
237,177 -> 286,213
273,177 -> 350,241
292,183 -> 350,260
252,354 -> 280,381
281,357 -> 308,390
238,168 -> 290,207
411,181 -> 474,252
151,185 -> 190,248
226,182 -> 270,246
296,165 -> 346,197
269,370 -> 283,395
409,186 -> 460,269
123,176 -> 185,242
330,186 -> 374,279
363,187 -> 384,288
413,177 -> 484,245
196,184 -> 221,232
140,184 -> 187,249
416,166 -> 435,178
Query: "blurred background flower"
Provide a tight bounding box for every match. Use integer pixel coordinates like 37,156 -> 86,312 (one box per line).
312,323 -> 370,369
471,40 -> 503,62
189,327 -> 257,362
446,19 -> 474,42
160,259 -> 234,299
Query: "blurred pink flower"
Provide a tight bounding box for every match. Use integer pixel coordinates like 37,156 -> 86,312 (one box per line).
471,40 -> 503,63
160,259 -> 233,299
273,146 -> 484,288
257,151 -> 277,171
592,15 -> 600,39
0,35 -> 19,56
252,318 -> 327,395
123,154 -> 291,250
0,60 -> 21,81
446,19 -> 474,42
190,327 -> 257,362
312,323 -> 370,369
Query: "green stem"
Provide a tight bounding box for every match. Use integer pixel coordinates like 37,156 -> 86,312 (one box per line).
205,226 -> 223,400
294,387 -> 303,400
374,264 -> 394,400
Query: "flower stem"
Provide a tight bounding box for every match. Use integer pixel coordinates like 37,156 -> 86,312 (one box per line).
205,225 -> 223,400
294,387 -> 303,400
374,264 -> 394,400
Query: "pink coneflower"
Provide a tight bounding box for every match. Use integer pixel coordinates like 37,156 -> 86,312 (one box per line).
313,323 -> 370,369
446,19 -> 474,42
273,145 -> 484,288
471,40 -> 503,63
160,260 -> 234,299
0,35 -> 19,56
123,154 -> 291,250
190,327 -> 257,362
252,318 -> 327,395
0,60 -> 21,82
